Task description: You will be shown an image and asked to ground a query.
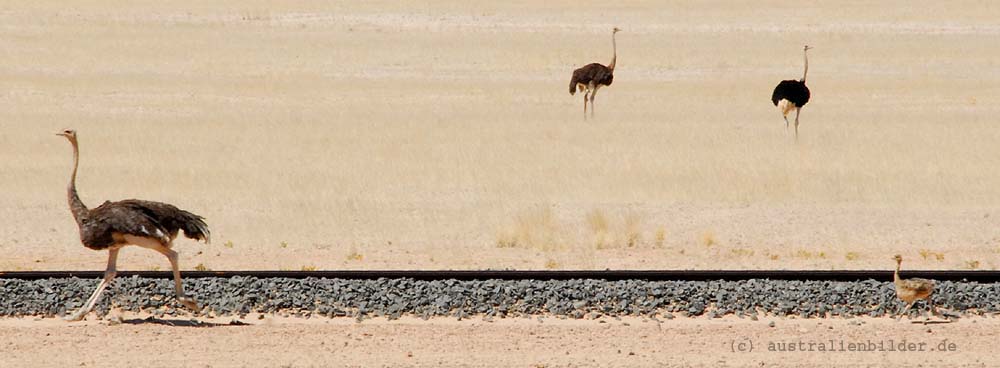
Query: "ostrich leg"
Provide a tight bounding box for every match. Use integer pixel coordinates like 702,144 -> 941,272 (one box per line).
147,245 -> 198,311
152,244 -> 199,310
589,85 -> 600,118
65,247 -> 119,321
896,301 -> 915,321
794,107 -> 801,140
583,90 -> 589,120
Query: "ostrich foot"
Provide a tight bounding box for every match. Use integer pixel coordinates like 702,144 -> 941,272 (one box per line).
177,296 -> 199,311
63,309 -> 87,322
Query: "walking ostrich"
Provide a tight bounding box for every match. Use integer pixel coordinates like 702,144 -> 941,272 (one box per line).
57,129 -> 210,321
771,45 -> 813,139
893,254 -> 936,323
569,27 -> 621,119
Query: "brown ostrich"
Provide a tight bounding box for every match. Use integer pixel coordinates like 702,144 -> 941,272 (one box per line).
892,254 -> 936,322
569,27 -> 621,119
57,129 -> 210,321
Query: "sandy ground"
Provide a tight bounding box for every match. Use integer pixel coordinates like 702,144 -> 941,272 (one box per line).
2,1 -> 1000,271
1,315 -> 997,367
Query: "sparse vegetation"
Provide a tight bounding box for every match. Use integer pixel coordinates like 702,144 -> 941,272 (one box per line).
544,259 -> 559,269
844,252 -> 860,261
495,207 -> 566,251
223,241 -> 234,249
586,209 -> 610,246
301,265 -> 317,271
654,228 -> 666,248
280,241 -> 289,249
623,213 -> 641,248
792,250 -> 827,259
730,248 -> 754,257
346,250 -> 363,261
919,249 -> 945,261
495,234 -> 519,248
700,231 -> 716,247
193,263 -> 209,271
964,260 -> 981,270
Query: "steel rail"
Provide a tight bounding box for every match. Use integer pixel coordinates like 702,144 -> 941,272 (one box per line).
1,270 -> 999,282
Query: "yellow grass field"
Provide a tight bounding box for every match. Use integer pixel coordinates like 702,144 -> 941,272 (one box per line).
2,1 -> 999,271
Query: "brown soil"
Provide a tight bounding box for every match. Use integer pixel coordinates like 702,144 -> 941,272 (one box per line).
2,315 -> 996,367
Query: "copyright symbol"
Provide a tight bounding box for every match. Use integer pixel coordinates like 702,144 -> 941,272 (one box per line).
731,338 -> 754,353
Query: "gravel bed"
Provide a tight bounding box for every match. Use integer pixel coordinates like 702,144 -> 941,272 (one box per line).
2,277 -> 998,320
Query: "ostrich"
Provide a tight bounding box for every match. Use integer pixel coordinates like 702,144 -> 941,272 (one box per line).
892,254 -> 936,323
569,27 -> 621,119
771,45 -> 813,139
57,129 -> 210,321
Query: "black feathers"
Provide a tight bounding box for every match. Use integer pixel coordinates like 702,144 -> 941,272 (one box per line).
771,80 -> 810,107
569,63 -> 614,95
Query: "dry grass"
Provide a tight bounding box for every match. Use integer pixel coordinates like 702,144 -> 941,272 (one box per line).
700,232 -> 717,247
1,1 -> 999,270
920,249 -> 946,262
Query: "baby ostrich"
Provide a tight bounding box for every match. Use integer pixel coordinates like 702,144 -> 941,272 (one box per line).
57,129 -> 210,321
893,254 -> 935,322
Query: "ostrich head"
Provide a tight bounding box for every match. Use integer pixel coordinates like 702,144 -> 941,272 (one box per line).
613,27 -> 621,34
56,129 -> 78,143
804,45 -> 813,51
893,254 -> 903,263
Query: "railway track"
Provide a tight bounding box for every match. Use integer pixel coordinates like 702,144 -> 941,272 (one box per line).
2,269 -> 1000,282
4,270 -> 1000,319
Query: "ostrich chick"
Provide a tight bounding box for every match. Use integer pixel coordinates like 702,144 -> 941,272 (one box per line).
893,254 -> 935,322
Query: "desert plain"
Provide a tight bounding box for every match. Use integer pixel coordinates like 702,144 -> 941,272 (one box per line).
2,1 -> 999,272
2,1 -> 1000,367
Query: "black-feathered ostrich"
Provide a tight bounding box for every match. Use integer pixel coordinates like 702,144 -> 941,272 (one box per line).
57,129 -> 210,321
771,45 -> 813,139
569,27 -> 621,119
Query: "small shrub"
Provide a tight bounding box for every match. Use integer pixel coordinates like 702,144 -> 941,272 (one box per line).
654,228 -> 666,248
346,251 -> 363,261
544,259 -> 559,269
701,231 -> 716,247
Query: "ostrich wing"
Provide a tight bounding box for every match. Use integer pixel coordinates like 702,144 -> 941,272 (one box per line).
898,278 -> 935,293
771,80 -> 810,106
114,199 -> 210,243
87,201 -> 172,246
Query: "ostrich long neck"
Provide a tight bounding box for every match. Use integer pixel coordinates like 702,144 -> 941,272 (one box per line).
894,261 -> 902,284
67,139 -> 89,226
801,49 -> 809,82
608,32 -> 617,71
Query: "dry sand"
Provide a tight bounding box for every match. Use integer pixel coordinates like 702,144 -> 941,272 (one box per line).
2,315 -> 997,367
2,1 -> 1000,272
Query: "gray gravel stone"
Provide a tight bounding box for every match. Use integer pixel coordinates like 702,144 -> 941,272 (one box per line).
1,277 -> 996,320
